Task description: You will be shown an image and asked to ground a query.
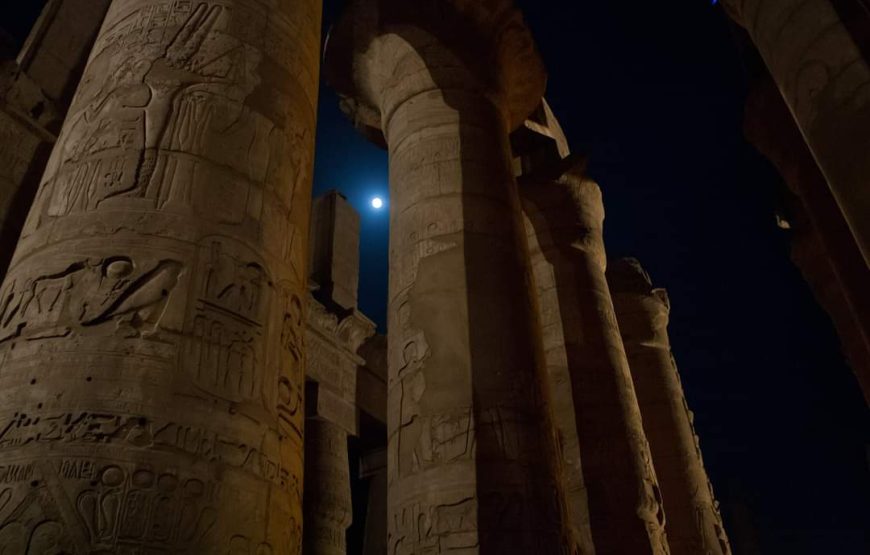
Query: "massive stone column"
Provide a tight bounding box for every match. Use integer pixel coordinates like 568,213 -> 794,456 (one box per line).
722,0 -> 870,267
608,258 -> 731,555
0,0 -> 322,551
325,1 -> 571,552
520,162 -> 669,554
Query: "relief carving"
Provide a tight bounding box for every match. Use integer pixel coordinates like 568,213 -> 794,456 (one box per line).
75,464 -> 218,550
0,255 -> 183,343
390,498 -> 479,555
182,240 -> 269,404
24,1 -> 298,237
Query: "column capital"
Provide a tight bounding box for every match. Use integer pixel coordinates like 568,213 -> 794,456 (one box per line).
324,0 -> 546,143
608,258 -> 671,333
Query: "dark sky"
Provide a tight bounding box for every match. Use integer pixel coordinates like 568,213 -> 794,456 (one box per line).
4,1 -> 869,553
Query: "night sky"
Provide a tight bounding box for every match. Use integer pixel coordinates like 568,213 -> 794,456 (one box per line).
5,1 -> 870,553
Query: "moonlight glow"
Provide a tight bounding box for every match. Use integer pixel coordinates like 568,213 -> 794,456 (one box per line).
371,197 -> 384,209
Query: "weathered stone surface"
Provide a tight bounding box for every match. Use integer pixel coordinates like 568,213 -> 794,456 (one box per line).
357,333 -> 388,425
513,100 -> 594,554
17,0 -> 113,117
744,75 -> 870,404
723,0 -> 870,267
0,0 -> 322,551
325,1 -> 571,552
306,297 -> 375,436
520,162 -> 669,554
303,418 -> 353,555
310,191 -> 362,311
609,258 -> 731,555
0,0 -> 110,279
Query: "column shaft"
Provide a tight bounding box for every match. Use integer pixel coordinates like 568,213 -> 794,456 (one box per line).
521,177 -> 669,554
523,197 -> 595,554
724,0 -> 870,266
385,47 -> 565,553
0,0 -> 321,551
609,259 -> 731,555
304,419 -> 352,555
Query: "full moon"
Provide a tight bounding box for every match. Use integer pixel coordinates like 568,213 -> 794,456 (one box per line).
371,197 -> 384,209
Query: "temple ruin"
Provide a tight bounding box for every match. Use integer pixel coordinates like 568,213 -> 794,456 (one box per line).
0,0 -> 866,553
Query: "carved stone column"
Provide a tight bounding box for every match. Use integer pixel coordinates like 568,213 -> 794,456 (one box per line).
325,1 -> 570,552
521,166 -> 669,554
608,258 -> 731,555
303,418 -> 352,555
0,0 -> 322,552
722,0 -> 870,266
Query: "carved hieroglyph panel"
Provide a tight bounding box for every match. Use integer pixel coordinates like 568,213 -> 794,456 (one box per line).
0,0 -> 321,552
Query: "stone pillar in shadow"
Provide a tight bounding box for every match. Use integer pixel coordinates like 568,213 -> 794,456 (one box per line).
360,449 -> 388,555
325,1 -> 571,551
520,160 -> 669,554
304,419 -> 353,555
722,0 -> 870,266
0,0 -> 111,278
512,100 -> 594,554
608,258 -> 731,555
0,0 -> 322,551
744,75 -> 870,403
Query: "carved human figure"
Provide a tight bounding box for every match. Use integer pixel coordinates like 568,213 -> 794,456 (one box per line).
0,0 -> 322,551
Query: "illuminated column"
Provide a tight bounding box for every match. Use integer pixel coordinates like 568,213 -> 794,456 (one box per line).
0,0 -> 322,551
722,0 -> 870,266
609,258 -> 731,555
521,165 -> 669,554
325,1 -> 570,551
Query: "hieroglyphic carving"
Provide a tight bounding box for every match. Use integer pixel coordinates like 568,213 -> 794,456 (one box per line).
0,255 -> 184,343
389,498 -> 479,555
182,240 -> 266,403
22,1 -> 312,244
74,464 -> 218,550
0,409 -> 300,498
0,0 -> 318,550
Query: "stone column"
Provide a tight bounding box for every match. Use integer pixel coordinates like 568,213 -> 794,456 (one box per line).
608,258 -> 731,555
744,75 -> 870,403
303,419 -> 353,555
521,166 -> 669,554
722,0 -> 870,266
0,0 -> 321,551
325,1 -> 570,552
513,101 -> 594,554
